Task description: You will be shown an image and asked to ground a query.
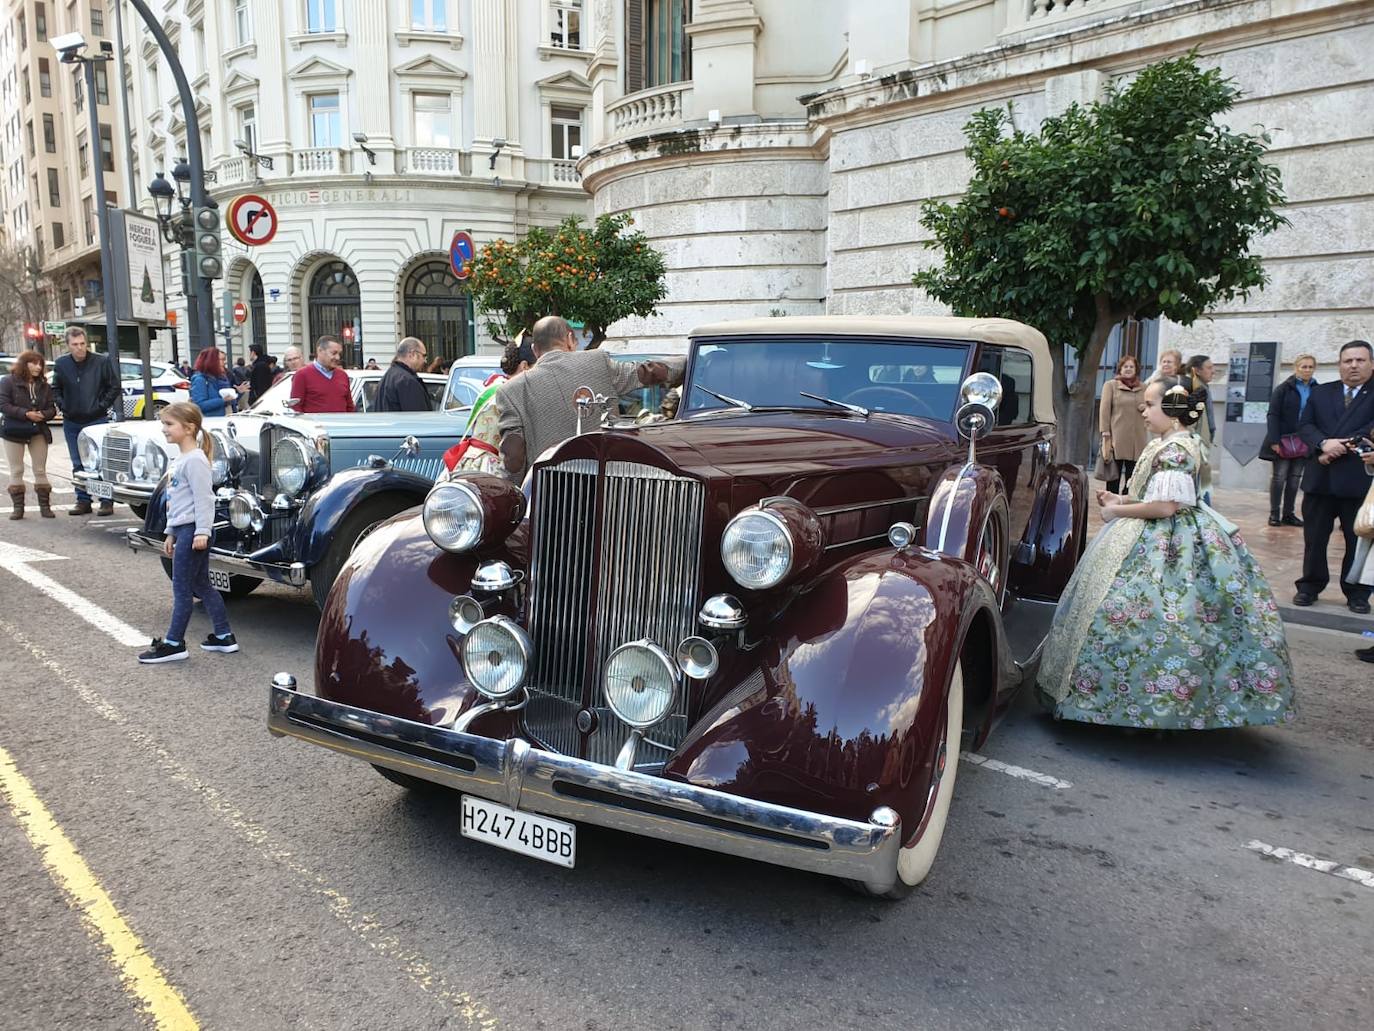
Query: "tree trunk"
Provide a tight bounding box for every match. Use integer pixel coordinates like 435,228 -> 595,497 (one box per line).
1058,296 -> 1127,467
586,326 -> 606,349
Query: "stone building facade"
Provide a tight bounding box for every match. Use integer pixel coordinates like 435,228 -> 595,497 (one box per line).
582,0 -> 1374,487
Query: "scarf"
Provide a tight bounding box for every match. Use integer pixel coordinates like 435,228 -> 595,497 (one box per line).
1116,373 -> 1140,390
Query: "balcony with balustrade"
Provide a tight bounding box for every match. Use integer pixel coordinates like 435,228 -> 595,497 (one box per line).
605,82 -> 694,143
292,147 -> 351,177
1004,0 -> 1159,36
403,147 -> 472,177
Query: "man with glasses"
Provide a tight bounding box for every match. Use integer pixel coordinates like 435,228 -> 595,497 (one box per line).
374,337 -> 432,413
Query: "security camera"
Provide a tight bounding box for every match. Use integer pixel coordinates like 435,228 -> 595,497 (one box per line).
352,132 -> 368,144
50,30 -> 88,59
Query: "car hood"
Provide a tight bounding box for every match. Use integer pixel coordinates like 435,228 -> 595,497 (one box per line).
261,411 -> 470,439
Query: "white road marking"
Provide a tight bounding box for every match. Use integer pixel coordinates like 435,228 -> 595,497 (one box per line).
961,751 -> 1073,790
0,620 -> 496,1030
1245,840 -> 1374,890
0,540 -> 147,647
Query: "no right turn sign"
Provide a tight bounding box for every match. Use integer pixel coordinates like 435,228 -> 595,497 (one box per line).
227,194 -> 279,247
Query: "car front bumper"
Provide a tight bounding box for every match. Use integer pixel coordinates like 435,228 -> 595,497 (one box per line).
268,676 -> 903,892
73,470 -> 156,506
125,528 -> 308,587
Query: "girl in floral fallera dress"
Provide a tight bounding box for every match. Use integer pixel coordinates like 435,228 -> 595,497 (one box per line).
1038,381 -> 1297,729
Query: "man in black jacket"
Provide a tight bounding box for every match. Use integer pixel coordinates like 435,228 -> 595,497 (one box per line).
1295,339 -> 1374,613
374,338 -> 431,413
51,327 -> 121,516
247,343 -> 275,406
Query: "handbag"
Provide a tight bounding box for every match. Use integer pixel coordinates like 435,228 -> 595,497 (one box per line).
1,381 -> 41,440
1276,434 -> 1308,460
1355,477 -> 1374,540
1093,449 -> 1118,483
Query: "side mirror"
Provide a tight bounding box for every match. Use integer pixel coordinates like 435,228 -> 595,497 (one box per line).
402,435 -> 421,457
954,372 -> 1003,456
572,385 -> 595,408
283,397 -> 301,409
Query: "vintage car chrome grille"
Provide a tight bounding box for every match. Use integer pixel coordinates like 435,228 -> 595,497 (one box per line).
387,455 -> 444,481
525,458 -> 704,765
100,431 -> 133,480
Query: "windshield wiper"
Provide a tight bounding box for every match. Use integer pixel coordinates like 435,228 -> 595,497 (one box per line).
799,391 -> 870,418
692,384 -> 753,411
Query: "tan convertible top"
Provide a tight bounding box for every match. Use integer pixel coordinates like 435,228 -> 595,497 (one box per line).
689,315 -> 1055,424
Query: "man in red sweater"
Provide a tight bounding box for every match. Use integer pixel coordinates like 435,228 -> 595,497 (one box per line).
289,335 -> 355,414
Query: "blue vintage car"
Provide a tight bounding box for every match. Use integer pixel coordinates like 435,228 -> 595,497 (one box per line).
126,360 -> 501,607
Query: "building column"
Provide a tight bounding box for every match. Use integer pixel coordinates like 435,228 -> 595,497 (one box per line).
352,1 -> 397,173
587,0 -> 621,149
684,0 -> 763,119
254,0 -> 289,162
472,0 -> 521,176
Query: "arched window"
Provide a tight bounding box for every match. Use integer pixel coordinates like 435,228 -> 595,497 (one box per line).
402,259 -> 473,363
307,260 -> 361,366
248,267 -> 266,354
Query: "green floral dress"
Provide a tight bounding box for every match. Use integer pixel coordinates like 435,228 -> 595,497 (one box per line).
1037,433 -> 1296,729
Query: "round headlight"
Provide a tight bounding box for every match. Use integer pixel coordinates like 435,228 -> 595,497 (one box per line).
228,492 -> 256,531
142,441 -> 168,480
271,437 -> 313,495
423,481 -> 484,553
131,454 -> 147,478
721,510 -> 794,590
460,616 -> 530,700
604,640 -> 679,730
77,432 -> 100,472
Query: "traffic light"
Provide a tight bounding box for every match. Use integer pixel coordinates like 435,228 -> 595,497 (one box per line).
24,323 -> 42,343
193,204 -> 223,279
340,325 -> 355,343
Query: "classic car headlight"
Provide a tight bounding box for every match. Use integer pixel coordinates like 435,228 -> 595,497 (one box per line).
603,640 -> 679,730
722,509 -> 794,589
423,481 -> 484,553
140,440 -> 168,481
77,431 -> 100,472
271,437 -> 315,496
460,616 -> 530,700
228,491 -> 259,531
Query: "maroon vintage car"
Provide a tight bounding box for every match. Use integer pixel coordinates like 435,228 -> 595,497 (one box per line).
268,316 -> 1087,897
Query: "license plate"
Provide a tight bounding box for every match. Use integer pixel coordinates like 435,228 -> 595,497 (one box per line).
87,480 -> 114,500
207,569 -> 232,592
460,795 -> 575,868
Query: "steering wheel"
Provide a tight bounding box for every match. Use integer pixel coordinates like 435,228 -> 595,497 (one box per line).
842,386 -> 935,418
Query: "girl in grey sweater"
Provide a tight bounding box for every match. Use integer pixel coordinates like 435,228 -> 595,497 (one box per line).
138,402 -> 238,663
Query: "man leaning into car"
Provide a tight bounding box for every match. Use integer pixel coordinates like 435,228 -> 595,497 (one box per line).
52,326 -> 121,515
496,315 -> 683,481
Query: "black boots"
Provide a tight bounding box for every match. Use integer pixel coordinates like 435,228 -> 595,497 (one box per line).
7,485 -> 23,520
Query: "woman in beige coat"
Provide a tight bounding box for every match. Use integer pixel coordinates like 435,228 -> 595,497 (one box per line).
1098,355 -> 1148,494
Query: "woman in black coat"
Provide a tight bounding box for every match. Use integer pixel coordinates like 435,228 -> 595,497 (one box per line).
1260,353 -> 1318,527
1,350 -> 59,519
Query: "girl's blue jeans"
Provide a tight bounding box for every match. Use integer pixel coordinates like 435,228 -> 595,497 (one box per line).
166,523 -> 231,644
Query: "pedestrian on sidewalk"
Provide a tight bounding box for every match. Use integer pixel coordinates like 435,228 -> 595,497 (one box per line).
1098,355 -> 1147,494
138,402 -> 237,664
1,351 -> 58,519
189,346 -> 247,416
1185,355 -> 1217,504
288,336 -> 354,414
51,327 -> 120,516
1294,340 -> 1374,614
247,343 -> 275,405
1147,348 -> 1182,385
1260,353 -> 1318,527
374,338 -> 431,413
1039,380 -> 1296,729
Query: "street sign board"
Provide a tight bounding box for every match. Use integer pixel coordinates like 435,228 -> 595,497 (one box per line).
43,321 -> 67,336
233,301 -> 248,325
109,209 -> 168,326
227,194 -> 279,246
1223,341 -> 1279,465
450,230 -> 475,280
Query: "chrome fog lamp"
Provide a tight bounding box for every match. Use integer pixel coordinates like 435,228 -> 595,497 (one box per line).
142,441 -> 168,480
271,436 -> 314,495
77,432 -> 100,471
225,439 -> 248,478
675,636 -> 720,680
699,594 -> 747,630
888,521 -> 918,550
131,454 -> 147,479
472,559 -> 517,592
423,481 -> 484,553
460,616 -> 531,700
721,510 -> 794,590
228,491 -> 258,531
250,509 -> 266,533
448,595 -> 485,635
603,640 -> 679,730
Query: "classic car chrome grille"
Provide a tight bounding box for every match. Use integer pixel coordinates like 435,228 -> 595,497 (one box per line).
100,431 -> 133,480
383,455 -> 444,482
526,458 -> 704,764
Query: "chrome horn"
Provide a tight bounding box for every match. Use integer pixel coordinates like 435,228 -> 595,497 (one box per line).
954,372 -> 1003,462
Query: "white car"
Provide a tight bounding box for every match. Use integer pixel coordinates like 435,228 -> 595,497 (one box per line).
73,366 -> 464,516
116,358 -> 192,419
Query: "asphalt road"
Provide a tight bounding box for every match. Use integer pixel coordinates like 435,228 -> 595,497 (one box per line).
1,463 -> 1372,1031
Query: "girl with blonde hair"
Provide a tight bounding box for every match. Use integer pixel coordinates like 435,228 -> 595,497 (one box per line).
138,402 -> 238,663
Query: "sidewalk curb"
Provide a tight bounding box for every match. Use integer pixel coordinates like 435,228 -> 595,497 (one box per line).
1279,606 -> 1372,636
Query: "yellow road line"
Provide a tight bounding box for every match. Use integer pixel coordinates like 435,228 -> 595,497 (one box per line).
0,745 -> 199,1031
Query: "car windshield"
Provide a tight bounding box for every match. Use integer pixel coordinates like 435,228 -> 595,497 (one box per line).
444,365 -> 502,410
682,338 -> 972,420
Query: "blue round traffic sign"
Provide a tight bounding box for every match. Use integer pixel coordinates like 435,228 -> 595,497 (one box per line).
450,231 -> 475,279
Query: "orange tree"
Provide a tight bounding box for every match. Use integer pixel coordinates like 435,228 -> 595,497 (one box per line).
912,53 -> 1287,464
464,213 -> 667,347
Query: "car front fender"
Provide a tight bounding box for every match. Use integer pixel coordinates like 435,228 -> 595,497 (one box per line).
666,549 -> 1005,834
1010,461 -> 1088,601
293,465 -> 434,568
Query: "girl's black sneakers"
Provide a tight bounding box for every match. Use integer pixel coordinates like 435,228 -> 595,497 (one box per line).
200,633 -> 240,653
138,639 -> 188,664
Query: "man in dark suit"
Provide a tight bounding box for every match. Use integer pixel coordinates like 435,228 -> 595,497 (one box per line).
1295,339 -> 1374,613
